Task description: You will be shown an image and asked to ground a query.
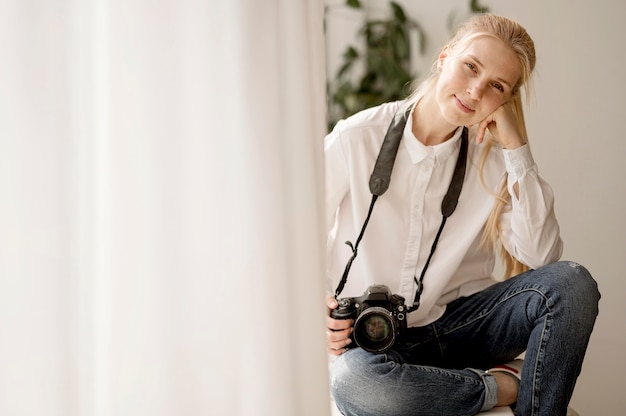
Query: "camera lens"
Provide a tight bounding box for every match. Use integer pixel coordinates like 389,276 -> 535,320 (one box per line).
353,307 -> 396,353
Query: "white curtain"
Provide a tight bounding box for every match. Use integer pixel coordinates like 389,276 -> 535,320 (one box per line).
0,1 -> 330,415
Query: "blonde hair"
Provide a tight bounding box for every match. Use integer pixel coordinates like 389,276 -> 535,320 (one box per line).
405,14 -> 536,278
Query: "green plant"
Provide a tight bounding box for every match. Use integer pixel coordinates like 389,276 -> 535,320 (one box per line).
326,0 -> 424,130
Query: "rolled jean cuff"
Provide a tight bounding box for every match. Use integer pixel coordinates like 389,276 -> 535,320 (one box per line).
470,369 -> 498,411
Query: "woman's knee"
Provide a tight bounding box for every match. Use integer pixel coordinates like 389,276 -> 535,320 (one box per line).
545,261 -> 599,297
330,349 -> 378,402
531,261 -> 600,318
330,349 -> 403,415
331,350 -> 368,408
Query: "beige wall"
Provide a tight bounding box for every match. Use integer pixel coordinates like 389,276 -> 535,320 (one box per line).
326,0 -> 626,413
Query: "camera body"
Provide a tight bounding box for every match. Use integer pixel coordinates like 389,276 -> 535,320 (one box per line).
331,285 -> 407,353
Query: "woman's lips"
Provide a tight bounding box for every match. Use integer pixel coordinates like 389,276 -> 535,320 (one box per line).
454,96 -> 474,113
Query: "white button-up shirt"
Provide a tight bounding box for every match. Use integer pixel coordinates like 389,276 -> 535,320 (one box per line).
325,101 -> 562,327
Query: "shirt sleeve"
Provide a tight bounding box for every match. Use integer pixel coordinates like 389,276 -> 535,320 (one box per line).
498,144 -> 563,268
324,122 -> 350,234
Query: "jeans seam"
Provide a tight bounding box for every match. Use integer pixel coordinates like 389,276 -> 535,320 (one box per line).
530,311 -> 551,416
418,365 -> 484,386
430,323 -> 446,358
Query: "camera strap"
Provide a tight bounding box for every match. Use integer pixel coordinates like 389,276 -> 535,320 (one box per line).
334,105 -> 469,314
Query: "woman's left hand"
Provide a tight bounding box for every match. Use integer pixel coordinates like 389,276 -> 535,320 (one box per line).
475,102 -> 526,149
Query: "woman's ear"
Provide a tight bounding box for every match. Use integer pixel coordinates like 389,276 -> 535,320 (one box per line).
438,45 -> 450,71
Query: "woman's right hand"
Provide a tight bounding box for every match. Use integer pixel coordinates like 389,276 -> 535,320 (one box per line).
326,295 -> 354,356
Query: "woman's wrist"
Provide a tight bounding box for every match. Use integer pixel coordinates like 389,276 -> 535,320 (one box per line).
500,136 -> 527,150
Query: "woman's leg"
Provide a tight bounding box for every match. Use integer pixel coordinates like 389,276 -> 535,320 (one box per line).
330,261 -> 600,416
500,262 -> 599,415
330,347 -> 496,416
430,261 -> 600,415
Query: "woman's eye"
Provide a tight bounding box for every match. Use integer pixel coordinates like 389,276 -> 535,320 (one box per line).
492,82 -> 504,92
466,62 -> 476,72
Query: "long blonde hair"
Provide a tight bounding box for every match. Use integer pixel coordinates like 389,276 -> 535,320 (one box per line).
405,14 -> 537,278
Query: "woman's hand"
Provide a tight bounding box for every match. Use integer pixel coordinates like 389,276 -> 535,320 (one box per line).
326,295 -> 354,356
475,101 -> 526,149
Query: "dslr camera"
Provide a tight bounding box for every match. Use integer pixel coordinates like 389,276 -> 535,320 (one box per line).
331,285 -> 407,353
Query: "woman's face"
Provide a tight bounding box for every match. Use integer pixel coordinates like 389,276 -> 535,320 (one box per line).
435,35 -> 521,127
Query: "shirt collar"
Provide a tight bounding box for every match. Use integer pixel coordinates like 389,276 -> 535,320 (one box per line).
403,106 -> 464,165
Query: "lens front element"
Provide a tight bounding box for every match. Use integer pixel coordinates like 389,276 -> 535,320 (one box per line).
353,307 -> 397,353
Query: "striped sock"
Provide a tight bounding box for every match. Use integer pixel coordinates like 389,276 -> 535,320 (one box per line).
487,358 -> 524,384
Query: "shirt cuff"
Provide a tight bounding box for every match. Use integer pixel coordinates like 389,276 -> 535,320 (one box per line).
502,144 -> 535,178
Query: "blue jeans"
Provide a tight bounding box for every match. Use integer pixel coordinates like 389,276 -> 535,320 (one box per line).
330,261 -> 600,416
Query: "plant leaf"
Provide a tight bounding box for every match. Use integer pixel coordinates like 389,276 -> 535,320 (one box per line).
391,26 -> 409,61
390,2 -> 407,23
470,0 -> 489,13
343,46 -> 359,61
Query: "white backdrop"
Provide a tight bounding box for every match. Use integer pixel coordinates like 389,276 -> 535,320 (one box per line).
0,1 -> 330,415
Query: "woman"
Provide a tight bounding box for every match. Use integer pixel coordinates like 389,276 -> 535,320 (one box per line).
325,14 -> 599,416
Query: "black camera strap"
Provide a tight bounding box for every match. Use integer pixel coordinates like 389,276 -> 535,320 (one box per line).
334,106 -> 468,314
333,109 -> 409,298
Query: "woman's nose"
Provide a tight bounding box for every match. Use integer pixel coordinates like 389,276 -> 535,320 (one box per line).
467,81 -> 485,100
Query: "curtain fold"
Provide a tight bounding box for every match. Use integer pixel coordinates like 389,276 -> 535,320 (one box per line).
0,1 -> 329,415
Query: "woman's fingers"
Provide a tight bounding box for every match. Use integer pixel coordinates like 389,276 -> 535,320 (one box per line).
475,119 -> 489,144
475,103 -> 525,149
327,327 -> 353,355
326,294 -> 338,310
326,314 -> 353,331
326,295 -> 354,355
